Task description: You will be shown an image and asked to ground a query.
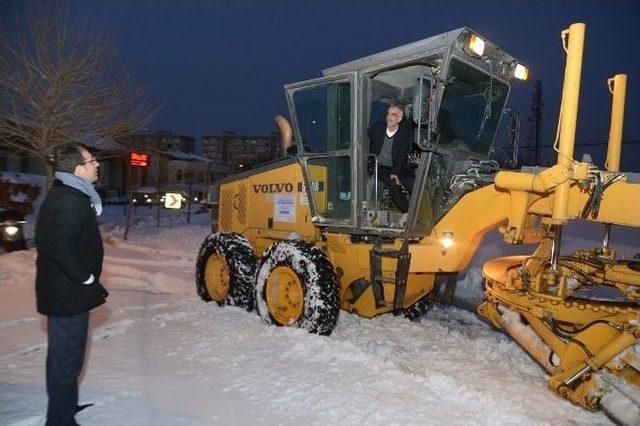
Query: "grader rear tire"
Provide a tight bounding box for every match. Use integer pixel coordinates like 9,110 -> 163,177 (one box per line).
195,232 -> 257,311
256,240 -> 339,335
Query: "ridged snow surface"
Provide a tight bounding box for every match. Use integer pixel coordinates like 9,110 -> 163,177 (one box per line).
1,207 -> 638,425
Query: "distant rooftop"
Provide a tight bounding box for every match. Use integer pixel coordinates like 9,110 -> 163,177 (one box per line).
78,134 -> 123,151
162,150 -> 212,163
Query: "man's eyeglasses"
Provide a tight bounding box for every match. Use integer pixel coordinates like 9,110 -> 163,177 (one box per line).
80,158 -> 99,165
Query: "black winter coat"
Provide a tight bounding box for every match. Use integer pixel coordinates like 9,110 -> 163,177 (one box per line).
35,180 -> 108,316
367,122 -> 413,177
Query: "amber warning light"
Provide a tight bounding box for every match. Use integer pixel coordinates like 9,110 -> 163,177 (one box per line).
130,152 -> 149,167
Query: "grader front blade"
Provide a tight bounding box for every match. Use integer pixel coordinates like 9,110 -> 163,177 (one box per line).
480,254 -> 640,423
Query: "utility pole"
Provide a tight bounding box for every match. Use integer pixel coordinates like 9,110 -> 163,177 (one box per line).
187,180 -> 192,224
123,154 -> 133,240
508,110 -> 520,168
155,134 -> 161,227
526,80 -> 543,165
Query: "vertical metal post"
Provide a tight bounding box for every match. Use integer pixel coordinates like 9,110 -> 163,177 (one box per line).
155,159 -> 161,228
511,111 -> 520,168
601,74 -> 626,253
532,80 -> 542,166
156,197 -> 161,226
123,154 -> 128,216
602,223 -> 612,252
550,224 -> 563,272
123,198 -> 133,241
186,181 -> 192,224
123,158 -> 133,240
187,194 -> 192,223
552,23 -> 585,224
605,74 -> 627,172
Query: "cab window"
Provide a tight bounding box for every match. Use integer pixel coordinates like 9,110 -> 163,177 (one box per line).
292,82 -> 351,153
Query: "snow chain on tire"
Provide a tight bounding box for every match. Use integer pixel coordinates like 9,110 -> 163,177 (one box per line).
195,232 -> 257,311
256,240 -> 340,335
403,292 -> 435,321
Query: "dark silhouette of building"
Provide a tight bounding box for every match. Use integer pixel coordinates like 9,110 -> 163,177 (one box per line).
202,131 -> 280,170
125,131 -> 196,153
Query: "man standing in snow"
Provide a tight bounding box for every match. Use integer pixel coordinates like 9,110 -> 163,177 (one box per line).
35,143 -> 108,426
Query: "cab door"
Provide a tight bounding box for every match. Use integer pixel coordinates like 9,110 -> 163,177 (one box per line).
285,72 -> 359,229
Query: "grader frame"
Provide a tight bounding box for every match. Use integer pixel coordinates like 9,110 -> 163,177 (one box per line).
197,23 -> 640,418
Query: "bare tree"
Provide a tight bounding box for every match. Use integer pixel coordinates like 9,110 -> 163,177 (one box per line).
0,1 -> 159,187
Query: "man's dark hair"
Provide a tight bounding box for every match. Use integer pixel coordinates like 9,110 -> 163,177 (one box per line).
54,143 -> 89,173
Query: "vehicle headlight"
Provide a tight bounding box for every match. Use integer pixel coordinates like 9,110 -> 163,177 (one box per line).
513,63 -> 529,81
468,34 -> 485,56
4,225 -> 19,236
441,231 -> 454,250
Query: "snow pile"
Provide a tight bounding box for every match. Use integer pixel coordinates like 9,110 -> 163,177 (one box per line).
452,221 -> 640,309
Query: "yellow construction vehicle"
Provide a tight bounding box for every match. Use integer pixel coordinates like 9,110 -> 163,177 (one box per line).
196,23 -> 639,419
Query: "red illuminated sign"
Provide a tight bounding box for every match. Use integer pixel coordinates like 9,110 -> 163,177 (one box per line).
130,152 -> 149,167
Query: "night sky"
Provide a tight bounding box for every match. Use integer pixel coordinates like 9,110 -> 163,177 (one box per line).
4,1 -> 640,166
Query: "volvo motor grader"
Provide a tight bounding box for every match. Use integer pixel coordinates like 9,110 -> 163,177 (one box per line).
196,23 -> 640,419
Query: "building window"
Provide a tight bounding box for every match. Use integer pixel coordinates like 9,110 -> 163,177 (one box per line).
177,169 -> 183,181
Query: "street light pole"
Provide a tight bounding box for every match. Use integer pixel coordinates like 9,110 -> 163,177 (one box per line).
124,153 -> 133,240
155,146 -> 161,227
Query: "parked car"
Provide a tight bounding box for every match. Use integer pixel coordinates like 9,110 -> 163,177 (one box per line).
0,209 -> 27,252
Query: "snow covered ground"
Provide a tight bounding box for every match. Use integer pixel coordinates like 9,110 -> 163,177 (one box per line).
1,206 -> 638,425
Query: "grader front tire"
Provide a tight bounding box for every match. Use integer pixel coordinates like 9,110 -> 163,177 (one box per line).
195,232 -> 257,311
256,240 -> 340,335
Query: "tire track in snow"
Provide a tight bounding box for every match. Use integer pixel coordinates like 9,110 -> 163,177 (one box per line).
0,342 -> 47,362
91,319 -> 135,341
102,273 -> 193,296
333,309 -> 608,424
0,317 -> 39,330
0,303 -> 173,363
104,255 -> 191,268
169,302 -> 610,425
101,238 -> 196,296
103,233 -> 194,260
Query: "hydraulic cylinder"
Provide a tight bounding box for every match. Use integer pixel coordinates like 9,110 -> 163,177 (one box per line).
605,74 -> 627,172
552,23 -> 585,223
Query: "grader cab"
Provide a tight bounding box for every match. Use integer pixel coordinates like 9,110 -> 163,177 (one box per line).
196,23 -> 640,420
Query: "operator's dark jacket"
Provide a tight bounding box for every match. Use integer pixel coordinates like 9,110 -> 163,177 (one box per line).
35,180 -> 108,316
368,122 -> 413,177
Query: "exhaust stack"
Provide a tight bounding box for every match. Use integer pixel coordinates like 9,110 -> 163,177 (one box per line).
275,115 -> 294,156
